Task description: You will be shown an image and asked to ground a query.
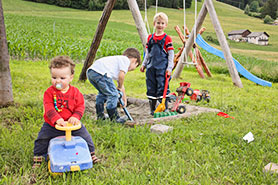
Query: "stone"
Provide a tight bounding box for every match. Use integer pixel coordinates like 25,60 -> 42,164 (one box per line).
263,163 -> 278,173
150,124 -> 173,134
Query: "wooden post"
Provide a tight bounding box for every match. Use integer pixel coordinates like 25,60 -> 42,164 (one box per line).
79,0 -> 116,82
205,0 -> 242,87
127,0 -> 148,49
0,0 -> 14,107
173,3 -> 207,79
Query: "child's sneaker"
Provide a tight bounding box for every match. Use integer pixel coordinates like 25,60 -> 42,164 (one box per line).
32,156 -> 44,168
91,152 -> 101,164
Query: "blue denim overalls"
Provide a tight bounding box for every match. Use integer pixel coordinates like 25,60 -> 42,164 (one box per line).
146,34 -> 170,99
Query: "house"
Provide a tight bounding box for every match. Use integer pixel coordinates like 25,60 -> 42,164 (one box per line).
227,29 -> 251,42
247,32 -> 269,45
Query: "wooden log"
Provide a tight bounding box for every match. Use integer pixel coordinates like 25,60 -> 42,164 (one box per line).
196,47 -> 212,77
174,25 -> 186,44
173,3 -> 208,79
173,47 -> 184,70
0,0 -> 14,107
79,0 -> 116,82
205,0 -> 243,87
193,46 -> 205,78
127,0 -> 148,49
174,24 -> 206,78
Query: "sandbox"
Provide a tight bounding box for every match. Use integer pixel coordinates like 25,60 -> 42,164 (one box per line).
84,94 -> 220,125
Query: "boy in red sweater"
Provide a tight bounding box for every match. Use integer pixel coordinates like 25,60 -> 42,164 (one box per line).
32,56 -> 99,168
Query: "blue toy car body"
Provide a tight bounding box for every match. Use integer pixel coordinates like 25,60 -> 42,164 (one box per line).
48,136 -> 92,173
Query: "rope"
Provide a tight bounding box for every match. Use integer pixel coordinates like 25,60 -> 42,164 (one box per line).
152,0 -> 159,33
192,0 -> 198,65
183,0 -> 186,39
144,0 -> 151,34
194,0 -> 197,45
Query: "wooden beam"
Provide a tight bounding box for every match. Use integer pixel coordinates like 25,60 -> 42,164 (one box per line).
79,0 -> 116,82
205,0 -> 243,87
0,0 -> 14,106
173,3 -> 207,79
127,0 -> 148,49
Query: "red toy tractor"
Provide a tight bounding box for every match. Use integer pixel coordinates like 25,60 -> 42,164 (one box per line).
190,89 -> 210,103
170,82 -> 194,114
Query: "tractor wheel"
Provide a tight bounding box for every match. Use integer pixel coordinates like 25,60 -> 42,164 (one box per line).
177,105 -> 186,114
186,88 -> 194,96
196,95 -> 202,102
205,96 -> 210,103
48,161 -> 62,176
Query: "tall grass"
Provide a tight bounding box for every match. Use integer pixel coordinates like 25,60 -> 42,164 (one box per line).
1,60 -> 278,184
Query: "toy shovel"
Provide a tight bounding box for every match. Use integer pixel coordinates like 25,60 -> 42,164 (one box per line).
154,73 -> 171,113
118,90 -> 134,122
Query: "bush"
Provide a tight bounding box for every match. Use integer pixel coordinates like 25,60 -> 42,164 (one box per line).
206,35 -> 219,45
248,12 -> 262,18
249,1 -> 259,12
244,4 -> 250,14
264,15 -> 274,24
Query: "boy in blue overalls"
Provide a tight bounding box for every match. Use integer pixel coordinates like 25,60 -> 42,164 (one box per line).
140,12 -> 174,115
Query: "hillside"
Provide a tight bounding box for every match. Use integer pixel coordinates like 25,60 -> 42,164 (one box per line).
2,0 -> 278,63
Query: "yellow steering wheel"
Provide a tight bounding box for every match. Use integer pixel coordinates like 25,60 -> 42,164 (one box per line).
55,122 -> 81,141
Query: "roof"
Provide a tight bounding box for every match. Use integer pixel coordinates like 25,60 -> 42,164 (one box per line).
247,32 -> 270,37
228,29 -> 251,35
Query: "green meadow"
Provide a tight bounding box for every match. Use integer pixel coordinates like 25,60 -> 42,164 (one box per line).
1,0 -> 278,184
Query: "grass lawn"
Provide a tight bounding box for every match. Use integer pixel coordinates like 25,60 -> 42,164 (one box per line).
1,0 -> 278,184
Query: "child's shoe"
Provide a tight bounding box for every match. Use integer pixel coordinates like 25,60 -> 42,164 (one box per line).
91,152 -> 101,164
32,156 -> 44,168
149,99 -> 157,115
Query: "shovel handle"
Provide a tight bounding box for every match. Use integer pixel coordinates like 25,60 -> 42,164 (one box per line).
163,73 -> 171,99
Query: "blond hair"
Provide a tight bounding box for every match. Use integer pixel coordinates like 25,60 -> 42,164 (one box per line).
153,12 -> 168,25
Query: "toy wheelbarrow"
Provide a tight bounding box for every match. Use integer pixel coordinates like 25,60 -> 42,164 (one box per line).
48,122 -> 92,176
154,73 -> 171,113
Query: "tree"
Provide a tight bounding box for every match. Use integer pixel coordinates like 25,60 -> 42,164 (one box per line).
249,1 -> 259,12
0,0 -> 14,107
244,4 -> 250,14
261,0 -> 278,20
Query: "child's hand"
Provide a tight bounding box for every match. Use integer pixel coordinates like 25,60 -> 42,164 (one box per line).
166,70 -> 171,76
68,117 -> 80,125
56,118 -> 66,127
140,66 -> 145,72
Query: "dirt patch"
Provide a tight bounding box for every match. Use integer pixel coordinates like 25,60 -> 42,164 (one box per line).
84,94 -> 220,125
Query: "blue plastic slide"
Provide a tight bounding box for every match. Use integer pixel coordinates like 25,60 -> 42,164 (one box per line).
195,34 -> 272,87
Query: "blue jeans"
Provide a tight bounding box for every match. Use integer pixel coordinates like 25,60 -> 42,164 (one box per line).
34,122 -> 95,157
87,69 -> 118,110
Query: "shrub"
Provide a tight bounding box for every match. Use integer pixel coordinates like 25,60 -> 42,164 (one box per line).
244,4 -> 250,14
264,15 -> 274,24
206,35 -> 219,45
248,12 -> 262,18
249,1 -> 259,12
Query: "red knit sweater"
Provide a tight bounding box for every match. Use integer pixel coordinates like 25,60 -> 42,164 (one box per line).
43,85 -> 85,127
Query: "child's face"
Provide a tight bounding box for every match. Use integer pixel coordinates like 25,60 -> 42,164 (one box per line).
154,17 -> 167,33
51,66 -> 73,91
128,58 -> 138,71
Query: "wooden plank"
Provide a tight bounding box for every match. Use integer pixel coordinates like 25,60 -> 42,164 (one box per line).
205,0 -> 243,87
79,0 -> 116,81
